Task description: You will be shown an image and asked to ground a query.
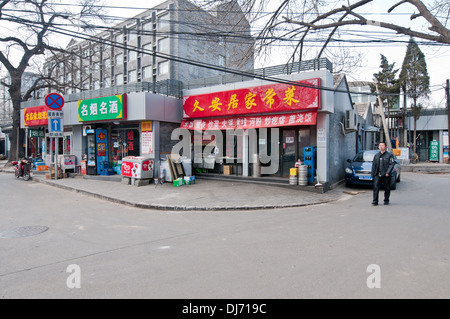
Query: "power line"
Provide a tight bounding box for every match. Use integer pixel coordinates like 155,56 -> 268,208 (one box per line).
1,9 -> 446,99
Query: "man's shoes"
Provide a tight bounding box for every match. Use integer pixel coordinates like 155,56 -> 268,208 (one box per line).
371,202 -> 378,206
384,201 -> 390,205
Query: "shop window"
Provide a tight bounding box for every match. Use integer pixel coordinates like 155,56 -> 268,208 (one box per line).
111,127 -> 140,165
64,134 -> 72,155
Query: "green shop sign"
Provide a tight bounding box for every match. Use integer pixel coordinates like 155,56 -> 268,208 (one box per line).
78,94 -> 127,122
29,129 -> 45,138
430,141 -> 439,161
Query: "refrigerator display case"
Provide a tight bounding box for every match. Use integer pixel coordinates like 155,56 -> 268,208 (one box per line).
86,130 -> 97,175
86,129 -> 109,175
122,156 -> 154,179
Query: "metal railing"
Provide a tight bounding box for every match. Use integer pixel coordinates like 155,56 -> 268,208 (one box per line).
184,58 -> 333,90
21,58 -> 333,108
21,79 -> 183,108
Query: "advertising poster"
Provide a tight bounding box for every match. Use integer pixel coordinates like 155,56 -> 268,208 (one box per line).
142,131 -> 153,155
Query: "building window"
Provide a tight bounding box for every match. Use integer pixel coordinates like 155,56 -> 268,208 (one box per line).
219,55 -> 226,67
128,70 -> 137,83
142,43 -> 153,54
158,61 -> 169,75
158,37 -> 169,52
115,74 -> 123,85
128,30 -> 137,41
104,58 -> 111,69
143,65 -> 152,79
115,53 -> 123,65
158,13 -> 169,29
115,34 -> 123,44
143,22 -> 152,32
128,50 -> 137,61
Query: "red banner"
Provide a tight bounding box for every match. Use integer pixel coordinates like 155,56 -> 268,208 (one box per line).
24,106 -> 49,127
181,111 -> 317,130
183,78 -> 320,119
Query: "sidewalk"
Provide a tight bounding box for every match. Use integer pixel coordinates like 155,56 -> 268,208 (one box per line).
1,159 -> 449,211
0,159 -> 342,211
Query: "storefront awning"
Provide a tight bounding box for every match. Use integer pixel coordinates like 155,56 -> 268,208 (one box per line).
181,111 -> 317,131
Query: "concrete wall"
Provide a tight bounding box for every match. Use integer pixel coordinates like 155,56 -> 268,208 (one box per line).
329,78 -> 357,185
174,0 -> 254,82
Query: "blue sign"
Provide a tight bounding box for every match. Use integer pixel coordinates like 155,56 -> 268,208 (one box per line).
49,119 -> 62,132
45,93 -> 65,110
48,118 -> 63,138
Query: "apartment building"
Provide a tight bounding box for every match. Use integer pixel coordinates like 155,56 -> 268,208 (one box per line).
44,0 -> 254,95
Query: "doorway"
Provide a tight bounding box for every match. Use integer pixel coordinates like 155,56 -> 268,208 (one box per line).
280,129 -> 297,177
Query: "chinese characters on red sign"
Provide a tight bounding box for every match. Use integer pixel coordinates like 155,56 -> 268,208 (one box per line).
181,112 -> 317,130
24,106 -> 49,127
183,78 -> 321,119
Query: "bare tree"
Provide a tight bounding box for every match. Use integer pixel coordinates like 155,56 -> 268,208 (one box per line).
199,0 -> 449,68
0,0 -> 104,161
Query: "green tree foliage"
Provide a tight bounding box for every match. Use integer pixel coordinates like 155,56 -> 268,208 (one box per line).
399,37 -> 430,155
371,54 -> 400,112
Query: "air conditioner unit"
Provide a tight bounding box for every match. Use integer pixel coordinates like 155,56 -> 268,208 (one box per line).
83,125 -> 92,136
345,109 -> 358,131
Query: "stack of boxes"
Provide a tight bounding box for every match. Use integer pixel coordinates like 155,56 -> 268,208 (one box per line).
99,161 -> 114,176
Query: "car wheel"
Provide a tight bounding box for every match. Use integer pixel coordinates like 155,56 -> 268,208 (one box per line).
391,181 -> 397,190
396,174 -> 401,183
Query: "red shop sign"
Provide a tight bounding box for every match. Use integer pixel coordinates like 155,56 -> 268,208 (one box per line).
181,111 -> 317,131
183,78 -> 321,119
24,106 -> 49,127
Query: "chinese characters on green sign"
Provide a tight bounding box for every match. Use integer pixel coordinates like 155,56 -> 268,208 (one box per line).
430,141 -> 439,162
78,94 -> 127,122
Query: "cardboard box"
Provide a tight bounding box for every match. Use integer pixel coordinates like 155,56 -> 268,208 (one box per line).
173,178 -> 183,187
223,165 -> 232,175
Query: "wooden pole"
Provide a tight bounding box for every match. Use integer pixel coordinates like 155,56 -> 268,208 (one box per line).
375,83 -> 393,150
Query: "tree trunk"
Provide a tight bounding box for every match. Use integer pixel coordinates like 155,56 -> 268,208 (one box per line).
7,76 -> 24,162
413,118 -> 417,157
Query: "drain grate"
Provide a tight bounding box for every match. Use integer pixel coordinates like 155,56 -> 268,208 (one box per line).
0,226 -> 49,239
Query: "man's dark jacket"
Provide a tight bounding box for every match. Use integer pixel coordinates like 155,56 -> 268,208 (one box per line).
371,151 -> 395,178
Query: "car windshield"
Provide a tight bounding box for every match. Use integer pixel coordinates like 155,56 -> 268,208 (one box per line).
353,152 -> 376,162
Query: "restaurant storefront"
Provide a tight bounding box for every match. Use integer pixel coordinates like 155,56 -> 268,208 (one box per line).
181,78 -> 321,178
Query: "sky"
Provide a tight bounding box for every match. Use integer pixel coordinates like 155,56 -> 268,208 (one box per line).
1,0 -> 449,106
100,0 -> 450,106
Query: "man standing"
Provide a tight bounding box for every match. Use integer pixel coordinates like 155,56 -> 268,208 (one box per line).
371,142 -> 395,206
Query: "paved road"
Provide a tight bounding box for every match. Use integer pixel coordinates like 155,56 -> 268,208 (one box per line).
0,172 -> 449,299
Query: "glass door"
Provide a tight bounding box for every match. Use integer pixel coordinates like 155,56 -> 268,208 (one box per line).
281,129 -> 297,177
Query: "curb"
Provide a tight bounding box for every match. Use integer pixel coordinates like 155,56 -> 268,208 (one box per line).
33,177 -> 337,212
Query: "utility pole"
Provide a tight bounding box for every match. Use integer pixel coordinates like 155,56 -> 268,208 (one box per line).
447,79 -> 450,164
375,83 -> 393,151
